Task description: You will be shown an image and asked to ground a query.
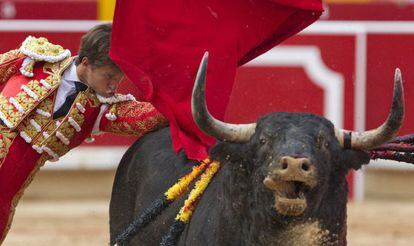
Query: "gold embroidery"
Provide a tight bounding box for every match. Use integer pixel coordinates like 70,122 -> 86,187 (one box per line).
0,95 -> 13,113
44,91 -> 89,149
0,57 -> 73,129
0,95 -> 22,127
0,127 -> 17,161
70,94 -> 88,124
19,125 -> 36,142
104,101 -> 168,136
33,111 -> 51,127
0,49 -> 23,84
0,64 -> 19,85
18,89 -> 95,161
0,49 -> 22,64
1,84 -> 100,162
71,110 -> 85,126
43,135 -> 70,157
17,94 -> 54,144
58,121 -> 76,140
24,37 -> 62,55
37,97 -> 53,112
20,36 -> 70,62
26,79 -> 49,98
43,57 -> 72,80
14,91 -> 37,110
87,92 -> 100,107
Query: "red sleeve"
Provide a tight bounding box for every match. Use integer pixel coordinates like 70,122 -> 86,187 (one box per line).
99,100 -> 168,137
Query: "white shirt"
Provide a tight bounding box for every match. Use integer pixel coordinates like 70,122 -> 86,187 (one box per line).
53,61 -> 107,133
53,61 -> 82,113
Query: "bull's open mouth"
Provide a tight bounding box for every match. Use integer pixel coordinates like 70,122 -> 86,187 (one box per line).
264,178 -> 312,216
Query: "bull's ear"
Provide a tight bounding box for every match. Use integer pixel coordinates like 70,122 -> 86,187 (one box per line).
342,150 -> 370,170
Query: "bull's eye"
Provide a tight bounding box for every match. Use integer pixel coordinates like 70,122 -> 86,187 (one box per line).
260,138 -> 266,145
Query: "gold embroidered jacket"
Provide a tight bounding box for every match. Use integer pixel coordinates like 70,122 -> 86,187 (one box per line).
0,36 -> 167,162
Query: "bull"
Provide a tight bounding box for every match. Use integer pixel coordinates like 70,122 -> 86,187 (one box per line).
109,53 -> 404,245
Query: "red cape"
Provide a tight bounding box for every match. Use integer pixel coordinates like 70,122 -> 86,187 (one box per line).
110,0 -> 323,160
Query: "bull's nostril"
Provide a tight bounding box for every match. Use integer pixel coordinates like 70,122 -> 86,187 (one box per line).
281,161 -> 288,170
301,162 -> 310,171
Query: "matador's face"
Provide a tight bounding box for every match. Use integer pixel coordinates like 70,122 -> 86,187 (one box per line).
77,58 -> 124,98
84,65 -> 124,97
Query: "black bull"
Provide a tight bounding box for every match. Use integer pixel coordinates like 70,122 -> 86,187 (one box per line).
109,54 -> 404,245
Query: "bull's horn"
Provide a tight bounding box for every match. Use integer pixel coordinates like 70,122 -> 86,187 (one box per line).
191,51 -> 256,142
335,68 -> 405,149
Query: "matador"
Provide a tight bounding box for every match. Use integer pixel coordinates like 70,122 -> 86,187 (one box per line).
0,23 -> 167,243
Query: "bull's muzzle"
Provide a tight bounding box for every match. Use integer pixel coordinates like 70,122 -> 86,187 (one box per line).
263,156 -> 317,216
265,156 -> 316,186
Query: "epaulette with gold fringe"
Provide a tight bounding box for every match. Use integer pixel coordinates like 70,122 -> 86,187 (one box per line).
18,36 -> 71,77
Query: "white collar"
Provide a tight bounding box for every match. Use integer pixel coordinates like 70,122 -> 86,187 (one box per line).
62,61 -> 81,83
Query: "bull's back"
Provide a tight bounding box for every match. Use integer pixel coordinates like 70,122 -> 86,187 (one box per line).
109,127 -> 196,245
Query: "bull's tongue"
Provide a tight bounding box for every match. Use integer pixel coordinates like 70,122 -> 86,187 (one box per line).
276,181 -> 305,199
284,182 -> 295,194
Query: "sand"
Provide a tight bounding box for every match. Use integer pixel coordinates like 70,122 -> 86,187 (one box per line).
3,199 -> 414,245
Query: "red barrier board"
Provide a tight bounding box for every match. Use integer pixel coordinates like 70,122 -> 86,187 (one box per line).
324,2 -> 414,21
0,0 -> 97,20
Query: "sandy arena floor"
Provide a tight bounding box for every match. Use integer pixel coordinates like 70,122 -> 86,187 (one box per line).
3,200 -> 414,245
